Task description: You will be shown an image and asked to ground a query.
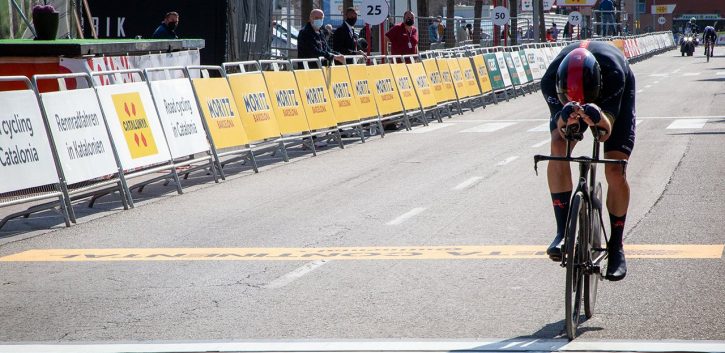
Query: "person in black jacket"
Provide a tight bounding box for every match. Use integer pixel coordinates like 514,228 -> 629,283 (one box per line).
298,8 -> 344,66
333,7 -> 365,56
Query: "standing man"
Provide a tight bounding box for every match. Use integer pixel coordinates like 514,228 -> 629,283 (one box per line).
298,9 -> 344,65
152,11 -> 179,39
429,17 -> 441,44
385,10 -> 419,55
333,7 -> 365,56
599,0 -> 615,36
550,22 -> 560,41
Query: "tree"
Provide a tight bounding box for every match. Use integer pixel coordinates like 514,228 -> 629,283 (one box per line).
445,0 -> 455,48
417,0 -> 430,51
473,0 -> 483,43
537,0 -> 546,42
510,0 -> 518,45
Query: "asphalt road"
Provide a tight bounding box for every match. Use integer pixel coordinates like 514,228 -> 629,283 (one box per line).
0,49 -> 723,350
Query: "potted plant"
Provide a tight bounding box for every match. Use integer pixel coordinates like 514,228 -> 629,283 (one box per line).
32,1 -> 59,40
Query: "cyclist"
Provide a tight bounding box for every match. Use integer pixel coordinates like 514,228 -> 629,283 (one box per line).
703,25 -> 717,57
541,40 -> 635,281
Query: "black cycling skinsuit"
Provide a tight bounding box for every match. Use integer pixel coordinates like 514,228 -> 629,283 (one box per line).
541,40 -> 636,156
703,26 -> 717,46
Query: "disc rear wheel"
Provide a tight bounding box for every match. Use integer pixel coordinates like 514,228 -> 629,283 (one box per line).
584,183 -> 604,319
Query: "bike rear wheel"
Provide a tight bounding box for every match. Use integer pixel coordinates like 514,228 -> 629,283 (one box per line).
584,183 -> 604,319
565,192 -> 586,340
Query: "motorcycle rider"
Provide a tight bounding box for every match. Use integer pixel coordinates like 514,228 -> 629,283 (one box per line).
703,25 -> 717,56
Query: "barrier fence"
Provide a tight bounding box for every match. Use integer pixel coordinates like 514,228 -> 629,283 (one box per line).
0,32 -> 676,230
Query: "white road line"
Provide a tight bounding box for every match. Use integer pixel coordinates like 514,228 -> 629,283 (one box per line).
636,120 -> 643,126
262,260 -> 328,289
386,207 -> 426,225
649,73 -> 669,77
452,177 -> 483,191
716,71 -> 725,76
497,156 -> 519,166
532,138 -> 550,148
461,122 -> 517,133
683,72 -> 701,76
639,115 -> 724,119
527,122 -> 550,132
645,85 -> 652,88
637,89 -> 644,93
653,81 -> 660,84
666,119 -> 709,129
400,123 -> 453,134
3,340 -> 724,353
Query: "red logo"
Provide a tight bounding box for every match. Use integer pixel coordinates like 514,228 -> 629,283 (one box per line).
553,200 -> 568,209
613,220 -> 625,228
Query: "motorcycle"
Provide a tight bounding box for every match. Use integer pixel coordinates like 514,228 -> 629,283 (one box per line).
680,34 -> 698,56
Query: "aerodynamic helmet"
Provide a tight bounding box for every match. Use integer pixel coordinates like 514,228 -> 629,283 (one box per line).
555,47 -> 602,104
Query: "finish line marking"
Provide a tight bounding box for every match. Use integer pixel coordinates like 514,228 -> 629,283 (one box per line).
0,245 -> 721,262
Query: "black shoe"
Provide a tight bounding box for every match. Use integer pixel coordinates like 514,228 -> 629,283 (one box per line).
606,247 -> 627,281
546,234 -> 564,262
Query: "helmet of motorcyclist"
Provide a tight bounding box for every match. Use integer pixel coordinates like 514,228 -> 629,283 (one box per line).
690,17 -> 696,23
556,47 -> 602,104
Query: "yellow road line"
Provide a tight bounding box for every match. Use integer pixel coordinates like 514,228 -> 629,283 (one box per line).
0,245 -> 722,262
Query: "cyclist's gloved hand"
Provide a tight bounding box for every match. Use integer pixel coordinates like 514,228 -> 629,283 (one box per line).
559,102 -> 579,123
581,103 -> 602,124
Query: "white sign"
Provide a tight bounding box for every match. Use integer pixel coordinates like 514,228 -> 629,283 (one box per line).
568,11 -> 583,26
544,0 -> 554,11
40,88 -> 119,185
521,0 -> 533,12
0,90 -> 59,193
361,0 -> 389,25
148,79 -> 210,159
95,82 -> 171,170
512,52 -> 528,83
718,33 -> 725,45
494,52 -> 513,87
658,16 -> 666,25
492,6 -> 510,26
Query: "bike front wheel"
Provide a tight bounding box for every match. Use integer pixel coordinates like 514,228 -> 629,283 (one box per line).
565,192 -> 587,340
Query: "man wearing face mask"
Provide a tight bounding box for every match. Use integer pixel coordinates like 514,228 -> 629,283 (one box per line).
385,10 -> 419,55
298,9 -> 344,67
333,7 -> 365,56
152,12 -> 179,39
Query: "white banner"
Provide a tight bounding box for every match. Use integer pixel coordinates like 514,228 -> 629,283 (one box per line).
148,78 -> 210,158
494,52 -> 513,87
0,90 -> 59,193
59,50 -> 201,88
40,88 -> 119,185
512,51 -> 529,83
95,82 -> 171,170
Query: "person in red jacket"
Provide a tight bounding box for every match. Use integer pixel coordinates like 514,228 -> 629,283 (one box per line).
385,10 -> 419,55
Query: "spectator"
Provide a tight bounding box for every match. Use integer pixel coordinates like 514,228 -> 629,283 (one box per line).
333,7 -> 365,56
546,28 -> 554,42
298,9 -> 343,66
429,17 -> 441,43
563,21 -> 571,40
437,16 -> 445,40
385,10 -> 419,55
550,23 -> 560,41
465,23 -> 473,41
152,11 -> 179,39
599,0 -> 615,36
526,25 -> 534,39
457,21 -> 469,42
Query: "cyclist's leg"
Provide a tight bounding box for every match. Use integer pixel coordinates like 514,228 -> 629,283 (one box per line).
546,119 -> 579,260
602,70 -> 635,281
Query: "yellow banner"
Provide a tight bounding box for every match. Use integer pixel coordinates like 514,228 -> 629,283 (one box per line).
226,73 -> 282,142
390,62 -> 420,112
111,92 -> 159,158
422,59 -> 445,104
472,55 -> 493,94
406,62 -> 437,109
457,57 -> 482,98
366,64 -> 403,116
446,58 -> 468,99
435,58 -> 458,102
3,244 -> 721,262
611,39 -> 626,56
346,64 -> 379,120
191,77 -> 249,149
294,69 -> 338,131
263,70 -> 311,135
324,66 -> 361,124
